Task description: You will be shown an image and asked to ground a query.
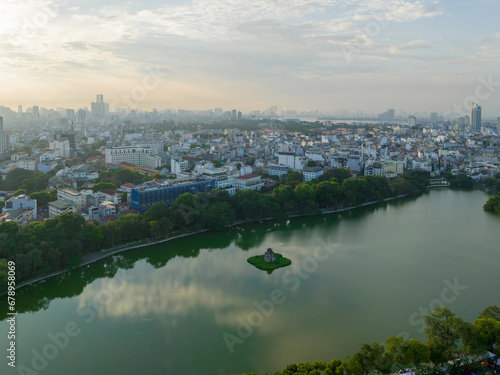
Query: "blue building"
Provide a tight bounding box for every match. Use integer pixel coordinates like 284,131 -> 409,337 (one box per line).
131,177 -> 215,212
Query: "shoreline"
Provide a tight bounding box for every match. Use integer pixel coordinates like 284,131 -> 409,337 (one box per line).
2,193 -> 410,296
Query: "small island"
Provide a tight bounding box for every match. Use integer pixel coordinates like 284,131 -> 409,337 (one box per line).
247,248 -> 292,273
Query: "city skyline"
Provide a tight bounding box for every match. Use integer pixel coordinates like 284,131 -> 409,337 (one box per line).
1,1 -> 500,116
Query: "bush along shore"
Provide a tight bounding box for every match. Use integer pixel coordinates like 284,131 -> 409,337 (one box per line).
0,170 -> 432,292
236,306 -> 500,375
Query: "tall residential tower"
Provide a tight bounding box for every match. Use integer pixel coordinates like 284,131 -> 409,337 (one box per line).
470,103 -> 481,132
0,115 -> 4,154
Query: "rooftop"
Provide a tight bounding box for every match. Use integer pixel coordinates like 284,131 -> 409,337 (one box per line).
237,174 -> 260,180
49,200 -> 77,210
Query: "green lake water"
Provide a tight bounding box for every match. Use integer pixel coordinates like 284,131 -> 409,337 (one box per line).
1,189 -> 499,375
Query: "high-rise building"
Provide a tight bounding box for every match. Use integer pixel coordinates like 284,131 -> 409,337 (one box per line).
470,103 -> 481,132
18,105 -> 22,114
378,109 -> 395,121
231,109 -> 237,120
32,105 -> 39,120
0,115 -> 4,155
408,116 -> 417,127
237,111 -> 242,121
66,109 -> 75,122
497,117 -> 500,132
77,109 -> 86,123
91,94 -> 109,118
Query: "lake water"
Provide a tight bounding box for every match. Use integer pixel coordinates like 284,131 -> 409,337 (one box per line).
1,189 -> 499,375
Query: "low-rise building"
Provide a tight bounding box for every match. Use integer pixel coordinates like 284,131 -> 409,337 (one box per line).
99,200 -> 116,218
57,188 -> 86,208
268,164 -> 290,178
48,200 -> 77,218
2,194 -> 37,219
235,174 -> 264,191
131,177 -> 215,212
0,207 -> 35,227
303,167 -> 324,182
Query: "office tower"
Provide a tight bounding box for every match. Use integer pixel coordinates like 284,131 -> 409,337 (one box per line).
0,115 -> 4,154
231,109 -> 237,120
32,105 -> 39,120
91,94 -> 109,118
237,111 -> 242,121
77,109 -> 86,123
470,103 -> 481,132
408,116 -> 417,127
66,109 -> 75,122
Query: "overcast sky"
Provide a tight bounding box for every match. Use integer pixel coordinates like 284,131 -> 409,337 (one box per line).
0,0 -> 499,117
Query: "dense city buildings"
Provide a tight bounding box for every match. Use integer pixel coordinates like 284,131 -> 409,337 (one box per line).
0,99 -> 499,225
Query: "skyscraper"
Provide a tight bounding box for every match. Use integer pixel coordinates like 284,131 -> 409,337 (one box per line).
470,103 -> 481,132
32,105 -> 39,120
91,94 -> 109,118
408,116 -> 416,127
497,117 -> 500,132
0,116 -> 4,155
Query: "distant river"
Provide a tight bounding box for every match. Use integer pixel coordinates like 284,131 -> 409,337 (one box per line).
1,190 -> 499,375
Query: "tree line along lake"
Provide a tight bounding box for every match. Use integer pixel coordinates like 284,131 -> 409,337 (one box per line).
0,189 -> 499,375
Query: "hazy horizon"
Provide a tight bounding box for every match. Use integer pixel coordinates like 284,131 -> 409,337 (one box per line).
1,0 -> 500,117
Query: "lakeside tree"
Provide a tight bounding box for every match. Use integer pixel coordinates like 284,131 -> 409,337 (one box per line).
424,307 -> 464,365
319,168 -> 352,185
483,195 -> 500,215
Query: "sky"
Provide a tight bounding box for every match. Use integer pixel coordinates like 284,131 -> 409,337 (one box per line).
0,0 -> 499,117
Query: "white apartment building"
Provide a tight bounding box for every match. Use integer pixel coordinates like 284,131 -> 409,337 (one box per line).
364,162 -> 383,177
305,152 -> 325,163
278,152 -> 304,171
268,164 -> 290,178
303,167 -> 324,182
16,158 -> 37,171
234,174 -> 264,191
2,194 -> 37,219
49,139 -> 70,158
171,159 -> 189,175
105,146 -> 161,168
57,188 -> 86,208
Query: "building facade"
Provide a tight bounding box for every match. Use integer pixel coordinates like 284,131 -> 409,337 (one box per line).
303,167 -> 324,181
171,159 -> 189,175
234,174 -> 263,191
105,146 -> 161,168
2,194 -> 37,219
470,103 -> 482,132
131,177 -> 215,212
57,188 -> 86,208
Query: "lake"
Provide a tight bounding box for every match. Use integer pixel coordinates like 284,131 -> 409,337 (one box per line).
1,189 -> 499,375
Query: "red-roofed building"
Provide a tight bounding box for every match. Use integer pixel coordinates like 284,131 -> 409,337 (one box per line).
120,183 -> 135,192
101,215 -> 119,224
235,174 -> 263,191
